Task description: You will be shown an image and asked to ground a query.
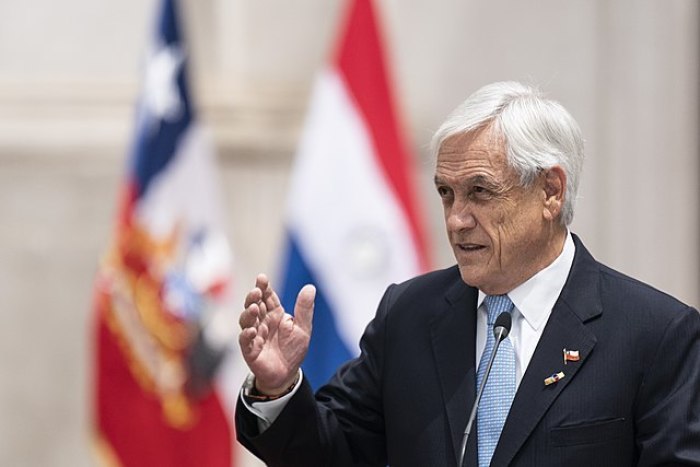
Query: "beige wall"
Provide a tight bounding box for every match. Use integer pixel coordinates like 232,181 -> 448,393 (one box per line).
0,1 -> 697,465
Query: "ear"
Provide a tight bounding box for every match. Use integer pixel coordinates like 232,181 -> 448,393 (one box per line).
541,166 -> 566,222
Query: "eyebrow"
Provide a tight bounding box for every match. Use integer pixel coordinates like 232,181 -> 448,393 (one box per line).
434,174 -> 497,189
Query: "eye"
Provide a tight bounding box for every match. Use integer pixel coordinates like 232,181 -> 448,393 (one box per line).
470,186 -> 492,200
436,185 -> 453,200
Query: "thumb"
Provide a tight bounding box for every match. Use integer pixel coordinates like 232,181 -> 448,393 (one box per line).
293,284 -> 316,334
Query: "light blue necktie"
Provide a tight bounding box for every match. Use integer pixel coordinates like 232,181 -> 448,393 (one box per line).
476,294 -> 515,467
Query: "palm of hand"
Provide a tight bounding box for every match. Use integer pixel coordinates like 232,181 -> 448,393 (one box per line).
239,275 -> 316,393
246,302 -> 310,389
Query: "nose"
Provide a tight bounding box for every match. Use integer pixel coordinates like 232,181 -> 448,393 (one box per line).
446,200 -> 477,232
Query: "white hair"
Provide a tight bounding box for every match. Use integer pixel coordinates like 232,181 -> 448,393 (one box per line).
431,81 -> 584,226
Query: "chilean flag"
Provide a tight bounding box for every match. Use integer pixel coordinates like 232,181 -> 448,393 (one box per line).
91,0 -> 235,465
279,0 -> 429,390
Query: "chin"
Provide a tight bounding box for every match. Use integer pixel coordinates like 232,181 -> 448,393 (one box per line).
457,267 -> 482,289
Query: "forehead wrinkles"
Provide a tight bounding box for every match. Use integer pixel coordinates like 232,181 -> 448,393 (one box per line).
438,127 -> 506,170
434,160 -> 498,185
436,151 -> 521,195
439,124 -> 505,154
437,142 -> 507,182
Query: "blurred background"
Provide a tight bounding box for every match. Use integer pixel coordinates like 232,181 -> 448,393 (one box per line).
0,0 -> 697,466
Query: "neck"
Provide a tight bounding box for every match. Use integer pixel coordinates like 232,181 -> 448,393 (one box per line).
522,226 -> 568,285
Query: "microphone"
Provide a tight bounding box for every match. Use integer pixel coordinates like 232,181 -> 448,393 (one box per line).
458,311 -> 512,467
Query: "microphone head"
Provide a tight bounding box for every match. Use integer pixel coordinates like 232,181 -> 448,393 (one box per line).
493,312 -> 512,340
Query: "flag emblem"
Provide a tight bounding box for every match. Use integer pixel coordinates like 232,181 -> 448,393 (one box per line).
563,348 -> 580,364
544,371 -> 566,386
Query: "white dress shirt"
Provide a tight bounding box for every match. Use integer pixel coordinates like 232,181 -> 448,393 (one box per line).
475,232 -> 575,388
243,232 -> 576,430
241,370 -> 304,431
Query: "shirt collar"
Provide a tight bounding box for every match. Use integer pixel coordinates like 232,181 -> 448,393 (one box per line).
477,232 -> 576,331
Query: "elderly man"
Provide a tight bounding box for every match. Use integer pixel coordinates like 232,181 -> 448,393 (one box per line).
236,82 -> 700,466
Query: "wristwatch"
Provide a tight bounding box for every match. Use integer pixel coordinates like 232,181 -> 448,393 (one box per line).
243,372 -> 300,402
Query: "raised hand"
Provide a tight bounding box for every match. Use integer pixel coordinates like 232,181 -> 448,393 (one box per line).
238,273 -> 316,395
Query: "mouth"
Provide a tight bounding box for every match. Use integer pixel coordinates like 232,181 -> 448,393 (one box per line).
455,243 -> 486,252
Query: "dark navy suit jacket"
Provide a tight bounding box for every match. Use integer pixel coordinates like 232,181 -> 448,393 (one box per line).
236,235 -> 700,466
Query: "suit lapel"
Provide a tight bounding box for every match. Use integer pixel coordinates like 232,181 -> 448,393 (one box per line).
431,278 -> 478,466
491,235 -> 603,466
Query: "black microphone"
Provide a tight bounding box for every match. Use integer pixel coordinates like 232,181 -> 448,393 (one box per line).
458,311 -> 512,467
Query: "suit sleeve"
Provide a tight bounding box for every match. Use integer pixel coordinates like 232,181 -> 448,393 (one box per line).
235,284 -> 397,467
635,305 -> 700,465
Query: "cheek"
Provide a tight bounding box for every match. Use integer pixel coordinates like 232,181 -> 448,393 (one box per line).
491,209 -> 515,240
504,208 -> 543,254
491,208 -> 530,254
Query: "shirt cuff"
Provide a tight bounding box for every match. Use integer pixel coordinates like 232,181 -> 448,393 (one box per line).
239,369 -> 303,433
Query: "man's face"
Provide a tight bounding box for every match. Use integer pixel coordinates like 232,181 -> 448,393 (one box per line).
434,124 -> 564,294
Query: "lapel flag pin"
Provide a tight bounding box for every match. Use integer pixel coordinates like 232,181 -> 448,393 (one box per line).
563,348 -> 580,364
544,371 -> 565,386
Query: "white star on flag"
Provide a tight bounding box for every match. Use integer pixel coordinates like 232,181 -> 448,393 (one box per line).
142,43 -> 185,127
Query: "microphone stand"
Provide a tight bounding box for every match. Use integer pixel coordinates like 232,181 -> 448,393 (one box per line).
458,312 -> 511,467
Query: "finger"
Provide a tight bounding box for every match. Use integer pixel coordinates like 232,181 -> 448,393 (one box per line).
255,273 -> 270,301
278,313 -> 295,337
293,284 -> 316,333
239,327 -> 259,357
255,273 -> 269,288
258,322 -> 269,341
265,287 -> 282,311
244,287 -> 262,309
257,273 -> 282,310
239,303 -> 260,330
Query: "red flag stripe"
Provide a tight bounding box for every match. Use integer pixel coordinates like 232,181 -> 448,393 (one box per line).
334,0 -> 429,270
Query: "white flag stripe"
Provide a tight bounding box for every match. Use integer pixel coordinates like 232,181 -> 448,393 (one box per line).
136,124 -> 227,239
287,68 -> 421,352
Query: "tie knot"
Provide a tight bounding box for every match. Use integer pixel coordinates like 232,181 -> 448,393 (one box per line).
484,294 -> 513,325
